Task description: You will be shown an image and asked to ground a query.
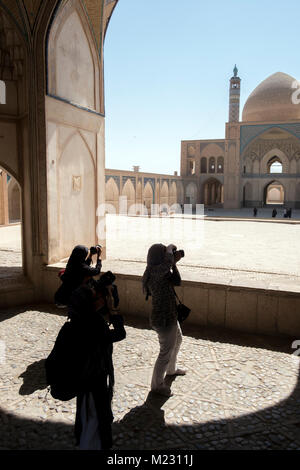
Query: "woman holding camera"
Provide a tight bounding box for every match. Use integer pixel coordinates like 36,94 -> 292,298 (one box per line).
143,243 -> 185,397
54,244 -> 102,307
68,276 -> 126,450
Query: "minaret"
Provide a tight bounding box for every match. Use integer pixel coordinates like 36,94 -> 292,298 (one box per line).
229,65 -> 241,122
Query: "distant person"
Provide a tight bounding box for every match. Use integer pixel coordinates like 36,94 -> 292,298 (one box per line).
253,207 -> 257,217
272,208 -> 277,218
288,208 -> 292,219
143,243 -> 185,397
54,245 -> 102,307
283,208 -> 287,218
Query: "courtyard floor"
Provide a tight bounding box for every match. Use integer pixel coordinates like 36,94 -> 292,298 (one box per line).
1,213 -> 300,291
0,306 -> 299,450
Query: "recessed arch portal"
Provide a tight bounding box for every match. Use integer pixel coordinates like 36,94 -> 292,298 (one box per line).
203,178 -> 223,206
121,179 -> 135,211
265,181 -> 285,205
185,182 -> 197,205
106,177 -> 119,212
0,166 -> 23,277
144,181 -> 154,211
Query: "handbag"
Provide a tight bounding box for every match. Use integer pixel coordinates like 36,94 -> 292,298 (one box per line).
173,288 -> 191,323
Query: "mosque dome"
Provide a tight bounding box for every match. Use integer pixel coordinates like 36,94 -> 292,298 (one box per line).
242,72 -> 300,122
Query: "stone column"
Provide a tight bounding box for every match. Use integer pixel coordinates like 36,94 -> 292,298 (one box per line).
0,170 -> 9,225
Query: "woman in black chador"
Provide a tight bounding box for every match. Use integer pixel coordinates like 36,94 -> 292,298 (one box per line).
68,279 -> 126,450
54,245 -> 102,306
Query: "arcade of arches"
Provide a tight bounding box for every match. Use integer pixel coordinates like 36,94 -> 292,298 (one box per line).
0,0 -> 299,313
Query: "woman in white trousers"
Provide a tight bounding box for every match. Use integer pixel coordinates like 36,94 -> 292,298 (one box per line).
143,244 -> 185,397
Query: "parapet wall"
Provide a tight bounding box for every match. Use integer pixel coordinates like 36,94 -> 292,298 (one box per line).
39,267 -> 300,338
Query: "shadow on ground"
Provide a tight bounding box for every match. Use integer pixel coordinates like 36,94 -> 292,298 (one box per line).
0,307 -> 299,450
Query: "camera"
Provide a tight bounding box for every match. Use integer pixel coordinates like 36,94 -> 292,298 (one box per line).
94,271 -> 119,308
172,248 -> 185,258
90,245 -> 102,256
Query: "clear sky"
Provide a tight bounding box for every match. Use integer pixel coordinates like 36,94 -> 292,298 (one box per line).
104,0 -> 300,174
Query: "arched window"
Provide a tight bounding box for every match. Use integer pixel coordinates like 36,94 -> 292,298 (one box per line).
209,157 -> 215,173
217,157 -> 224,174
268,157 -> 282,174
189,160 -> 195,175
201,157 -> 207,173
0,81 -> 6,104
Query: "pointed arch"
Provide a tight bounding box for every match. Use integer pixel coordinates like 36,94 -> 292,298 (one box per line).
60,130 -> 96,170
58,132 -> 96,258
160,181 -> 169,205
261,149 -> 289,174
47,0 -> 101,112
121,179 -> 135,210
106,177 -> 119,212
202,178 -> 223,206
7,176 -> 21,222
144,181 -> 153,210
185,182 -> 198,205
264,180 -> 285,205
169,181 -> 177,206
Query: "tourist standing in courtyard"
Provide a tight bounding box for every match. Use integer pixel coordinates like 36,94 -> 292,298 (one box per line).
253,207 -> 257,217
143,243 -> 185,397
68,279 -> 126,450
272,208 -> 277,218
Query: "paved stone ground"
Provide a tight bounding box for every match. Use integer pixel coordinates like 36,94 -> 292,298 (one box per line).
0,306 -> 300,450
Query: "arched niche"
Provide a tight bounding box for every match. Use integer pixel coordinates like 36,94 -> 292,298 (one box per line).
217,156 -> 224,174
176,181 -> 184,205
0,167 -> 23,277
201,157 -> 207,173
169,181 -> 177,206
47,0 -> 100,112
185,182 -> 197,205
121,179 -> 135,211
58,133 -> 96,259
144,181 -> 154,210
160,181 -> 169,206
203,178 -> 223,206
264,180 -> 285,205
106,177 -> 119,213
136,181 -> 142,204
7,177 -> 21,222
261,149 -> 289,174
209,157 -> 216,173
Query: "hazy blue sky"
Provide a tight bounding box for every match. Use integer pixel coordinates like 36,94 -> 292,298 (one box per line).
104,0 -> 300,174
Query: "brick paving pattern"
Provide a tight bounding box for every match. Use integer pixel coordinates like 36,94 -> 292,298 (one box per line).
0,307 -> 299,450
